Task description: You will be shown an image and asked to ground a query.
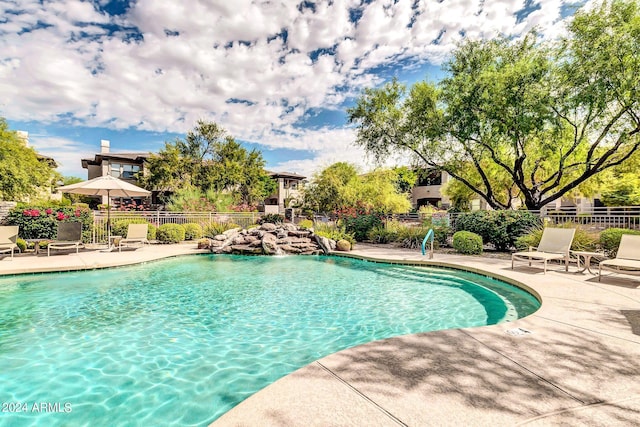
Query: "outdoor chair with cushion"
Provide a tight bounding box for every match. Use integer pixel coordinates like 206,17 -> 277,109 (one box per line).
48,222 -> 84,256
598,234 -> 640,282
512,227 -> 576,274
0,226 -> 20,260
118,223 -> 149,252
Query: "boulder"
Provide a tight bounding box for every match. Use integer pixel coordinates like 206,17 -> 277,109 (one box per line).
315,235 -> 336,254
230,245 -> 263,255
197,239 -> 211,249
282,223 -> 297,231
288,230 -> 311,237
210,239 -> 225,248
279,244 -> 302,253
260,223 -> 277,231
232,236 -> 247,245
335,239 -> 351,252
261,232 -> 279,255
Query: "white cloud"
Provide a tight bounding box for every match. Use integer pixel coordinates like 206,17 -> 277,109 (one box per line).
0,0 -> 579,175
27,135 -> 96,176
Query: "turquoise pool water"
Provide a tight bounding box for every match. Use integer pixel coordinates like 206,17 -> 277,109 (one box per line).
0,255 -> 539,426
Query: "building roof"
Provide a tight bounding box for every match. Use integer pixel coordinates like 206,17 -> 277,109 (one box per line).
81,152 -> 152,169
267,171 -> 306,180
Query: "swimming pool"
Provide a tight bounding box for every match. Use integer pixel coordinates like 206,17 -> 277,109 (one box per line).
0,255 -> 539,426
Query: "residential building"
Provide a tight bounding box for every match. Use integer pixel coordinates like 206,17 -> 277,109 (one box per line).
82,141 -> 306,212
410,167 -> 598,212
263,172 -> 306,214
411,169 -> 451,209
81,140 -> 152,206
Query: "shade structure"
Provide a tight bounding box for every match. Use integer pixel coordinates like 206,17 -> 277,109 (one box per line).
56,175 -> 151,244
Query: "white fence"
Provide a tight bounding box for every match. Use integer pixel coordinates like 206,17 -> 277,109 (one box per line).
92,211 -> 261,243
445,206 -> 640,230
87,207 -> 640,243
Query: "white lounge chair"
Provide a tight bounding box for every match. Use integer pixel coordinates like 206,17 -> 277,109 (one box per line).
0,226 -> 19,260
598,234 -> 640,282
512,227 -> 576,273
48,222 -> 84,256
118,224 -> 149,252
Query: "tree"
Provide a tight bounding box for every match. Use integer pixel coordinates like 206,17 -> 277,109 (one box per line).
348,0 -> 640,210
599,152 -> 640,206
303,162 -> 358,213
303,162 -> 411,214
140,120 -> 275,208
391,166 -> 417,194
0,118 -> 58,201
61,176 -> 94,204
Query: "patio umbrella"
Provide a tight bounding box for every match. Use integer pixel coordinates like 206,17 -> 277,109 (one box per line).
56,175 -> 151,244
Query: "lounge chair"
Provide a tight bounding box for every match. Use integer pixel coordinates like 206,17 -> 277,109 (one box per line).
48,222 -> 84,256
118,223 -> 149,252
0,226 -> 19,260
598,235 -> 640,282
512,227 -> 576,273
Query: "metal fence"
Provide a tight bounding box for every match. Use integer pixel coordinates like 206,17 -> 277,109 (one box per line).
446,206 -> 640,231
91,211 -> 260,243
87,207 -> 640,243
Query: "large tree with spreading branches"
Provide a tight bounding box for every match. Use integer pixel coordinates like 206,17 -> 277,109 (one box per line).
348,0 -> 640,210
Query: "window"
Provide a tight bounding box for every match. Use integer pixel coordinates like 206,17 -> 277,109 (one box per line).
122,164 -> 140,179
109,162 -> 140,179
416,171 -> 442,187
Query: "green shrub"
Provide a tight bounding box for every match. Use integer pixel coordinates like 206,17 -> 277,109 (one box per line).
452,231 -> 483,255
455,210 -> 541,251
258,214 -> 284,225
341,213 -> 383,242
515,229 -> 543,251
203,221 -> 238,237
599,228 -> 640,257
298,219 -> 314,229
16,238 -> 26,252
183,223 -> 203,240
432,224 -> 452,247
395,226 -> 432,250
367,225 -> 398,244
156,224 -> 186,243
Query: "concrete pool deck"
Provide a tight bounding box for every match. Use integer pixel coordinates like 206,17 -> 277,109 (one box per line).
1,244 -> 639,425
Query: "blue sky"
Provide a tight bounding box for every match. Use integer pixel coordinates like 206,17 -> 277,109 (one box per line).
1,0 -> 586,178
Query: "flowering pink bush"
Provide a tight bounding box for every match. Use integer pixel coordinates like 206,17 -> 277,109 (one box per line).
9,204 -> 93,240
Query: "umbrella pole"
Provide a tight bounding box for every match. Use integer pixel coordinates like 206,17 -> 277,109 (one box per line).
107,189 -> 111,248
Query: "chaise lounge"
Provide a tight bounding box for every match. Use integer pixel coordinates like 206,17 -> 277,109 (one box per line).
512,227 -> 576,274
118,223 -> 149,252
598,234 -> 640,282
48,222 -> 84,256
0,226 -> 19,260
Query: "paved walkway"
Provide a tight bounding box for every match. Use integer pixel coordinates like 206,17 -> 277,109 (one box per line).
1,244 -> 639,425
0,243 -> 206,275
